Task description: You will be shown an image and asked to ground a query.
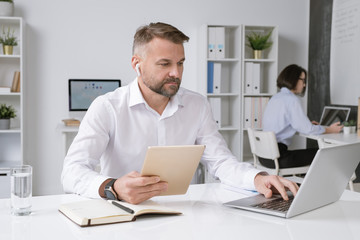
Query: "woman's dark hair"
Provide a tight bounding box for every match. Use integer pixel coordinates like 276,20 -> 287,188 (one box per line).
277,64 -> 307,93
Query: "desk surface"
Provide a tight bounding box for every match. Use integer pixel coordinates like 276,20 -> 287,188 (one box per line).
1,183 -> 360,240
301,132 -> 360,145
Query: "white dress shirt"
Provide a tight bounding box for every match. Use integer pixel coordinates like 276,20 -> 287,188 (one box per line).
262,87 -> 325,146
61,79 -> 260,198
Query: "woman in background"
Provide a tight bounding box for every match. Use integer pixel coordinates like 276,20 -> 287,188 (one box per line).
261,64 -> 342,168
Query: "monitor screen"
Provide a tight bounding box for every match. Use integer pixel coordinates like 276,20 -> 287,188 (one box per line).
319,106 -> 351,126
69,79 -> 121,111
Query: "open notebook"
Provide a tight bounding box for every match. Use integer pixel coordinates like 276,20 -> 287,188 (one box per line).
224,142 -> 360,218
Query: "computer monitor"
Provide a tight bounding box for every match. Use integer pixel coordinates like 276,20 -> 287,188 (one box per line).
68,79 -> 121,111
319,106 -> 351,126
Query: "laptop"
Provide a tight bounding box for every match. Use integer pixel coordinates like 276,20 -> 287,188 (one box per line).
319,106 -> 350,126
224,142 -> 360,218
141,145 -> 205,196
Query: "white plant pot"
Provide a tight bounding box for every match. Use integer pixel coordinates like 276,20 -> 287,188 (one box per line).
0,119 -> 10,130
343,127 -> 355,134
0,2 -> 14,16
350,126 -> 356,133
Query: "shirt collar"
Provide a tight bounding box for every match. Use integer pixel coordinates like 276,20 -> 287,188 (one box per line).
280,87 -> 293,95
129,78 -> 146,107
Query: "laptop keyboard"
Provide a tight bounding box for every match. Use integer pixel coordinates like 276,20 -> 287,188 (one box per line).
252,196 -> 294,212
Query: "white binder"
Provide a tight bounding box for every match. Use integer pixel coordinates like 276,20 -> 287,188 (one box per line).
208,27 -> 216,59
252,63 -> 261,94
244,97 -> 252,128
215,27 -> 225,59
213,63 -> 222,93
209,98 -> 221,128
251,97 -> 259,128
244,62 -> 253,94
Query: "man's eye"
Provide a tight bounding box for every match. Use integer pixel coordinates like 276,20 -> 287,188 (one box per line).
160,63 -> 169,66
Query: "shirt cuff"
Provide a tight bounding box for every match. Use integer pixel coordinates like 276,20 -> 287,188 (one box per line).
85,175 -> 110,199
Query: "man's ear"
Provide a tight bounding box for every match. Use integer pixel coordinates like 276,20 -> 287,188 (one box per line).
131,56 -> 141,76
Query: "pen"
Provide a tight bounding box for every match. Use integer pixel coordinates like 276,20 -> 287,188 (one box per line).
111,201 -> 135,214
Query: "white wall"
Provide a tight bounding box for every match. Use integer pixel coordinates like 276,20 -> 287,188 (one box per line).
13,0 -> 309,195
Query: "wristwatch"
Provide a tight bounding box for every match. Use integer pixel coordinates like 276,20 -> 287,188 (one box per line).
104,179 -> 118,200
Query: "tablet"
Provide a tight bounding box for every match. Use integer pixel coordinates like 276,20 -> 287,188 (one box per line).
140,145 -> 206,196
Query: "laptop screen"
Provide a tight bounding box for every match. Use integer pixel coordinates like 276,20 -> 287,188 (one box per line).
319,106 -> 350,126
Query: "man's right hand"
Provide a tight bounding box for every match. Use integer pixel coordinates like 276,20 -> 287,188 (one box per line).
325,121 -> 343,133
113,171 -> 168,204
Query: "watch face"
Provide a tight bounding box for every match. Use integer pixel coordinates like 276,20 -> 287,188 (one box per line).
104,179 -> 117,200
105,189 -> 117,200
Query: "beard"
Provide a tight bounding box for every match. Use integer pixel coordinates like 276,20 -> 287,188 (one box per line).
143,77 -> 181,97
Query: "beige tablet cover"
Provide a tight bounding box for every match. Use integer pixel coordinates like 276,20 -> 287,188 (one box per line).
140,145 -> 206,196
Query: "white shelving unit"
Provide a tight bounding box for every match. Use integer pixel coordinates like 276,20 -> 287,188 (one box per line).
0,17 -> 24,198
199,24 -> 278,174
198,24 -> 241,182
241,25 -> 278,162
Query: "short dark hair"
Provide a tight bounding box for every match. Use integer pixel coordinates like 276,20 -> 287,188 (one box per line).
132,22 -> 189,55
277,64 -> 307,92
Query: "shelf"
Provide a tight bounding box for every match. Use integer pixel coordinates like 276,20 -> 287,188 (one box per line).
219,126 -> 239,131
202,24 -> 277,163
0,160 -> 21,168
207,58 -> 240,62
0,55 -> 21,59
0,128 -> 21,133
241,25 -> 278,161
0,92 -> 21,96
207,93 -> 239,97
243,93 -> 273,97
0,17 -> 23,170
244,58 -> 276,63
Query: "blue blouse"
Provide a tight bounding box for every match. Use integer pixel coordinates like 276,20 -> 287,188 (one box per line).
262,87 -> 325,146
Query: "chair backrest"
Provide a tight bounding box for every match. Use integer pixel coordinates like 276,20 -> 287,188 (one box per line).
247,128 -> 280,160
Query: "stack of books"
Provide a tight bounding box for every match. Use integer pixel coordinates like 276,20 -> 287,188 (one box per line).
62,118 -> 80,127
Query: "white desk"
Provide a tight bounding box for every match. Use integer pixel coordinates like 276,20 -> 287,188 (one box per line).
1,183 -> 360,240
301,132 -> 360,145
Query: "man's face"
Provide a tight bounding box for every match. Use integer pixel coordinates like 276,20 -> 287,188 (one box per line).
139,38 -> 185,97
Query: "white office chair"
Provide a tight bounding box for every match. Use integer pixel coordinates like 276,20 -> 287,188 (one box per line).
247,128 -> 310,176
317,138 -> 357,191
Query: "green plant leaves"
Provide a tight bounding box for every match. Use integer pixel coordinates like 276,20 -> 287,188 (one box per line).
343,119 -> 356,126
246,30 -> 272,50
0,104 -> 16,119
0,25 -> 18,46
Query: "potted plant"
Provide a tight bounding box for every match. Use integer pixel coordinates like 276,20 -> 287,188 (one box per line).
0,103 -> 16,130
0,25 -> 18,55
0,0 -> 14,17
343,119 -> 356,134
246,30 -> 273,59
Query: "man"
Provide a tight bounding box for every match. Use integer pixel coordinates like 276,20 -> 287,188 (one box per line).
61,22 -> 298,204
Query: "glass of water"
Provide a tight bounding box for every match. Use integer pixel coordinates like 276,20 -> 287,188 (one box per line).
11,165 -> 32,216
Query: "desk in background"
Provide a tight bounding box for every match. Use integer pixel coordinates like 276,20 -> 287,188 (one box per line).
301,132 -> 360,184
1,183 -> 360,240
301,132 -> 360,145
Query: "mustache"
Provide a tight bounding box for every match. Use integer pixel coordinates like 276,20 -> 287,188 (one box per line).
164,78 -> 181,84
